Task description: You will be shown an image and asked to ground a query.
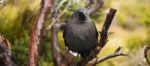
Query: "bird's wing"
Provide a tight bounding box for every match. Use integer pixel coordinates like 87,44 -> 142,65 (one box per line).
63,23 -> 80,52
63,25 -> 66,38
85,22 -> 98,48
63,20 -> 68,38
92,21 -> 99,40
63,20 -> 69,48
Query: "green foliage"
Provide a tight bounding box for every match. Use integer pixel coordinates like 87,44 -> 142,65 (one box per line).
40,35 -> 53,66
116,0 -> 150,29
145,30 -> 150,44
12,34 -> 29,66
0,0 -> 39,66
126,36 -> 144,51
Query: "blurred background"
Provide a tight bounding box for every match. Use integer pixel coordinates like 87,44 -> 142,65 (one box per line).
0,0 -> 150,66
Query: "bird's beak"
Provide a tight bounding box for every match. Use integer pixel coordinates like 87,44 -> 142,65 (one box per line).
79,12 -> 86,20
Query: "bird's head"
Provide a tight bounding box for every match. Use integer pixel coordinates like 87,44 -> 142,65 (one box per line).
71,8 -> 89,22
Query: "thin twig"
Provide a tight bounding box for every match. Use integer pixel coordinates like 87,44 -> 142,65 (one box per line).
85,0 -> 94,10
92,47 -> 127,65
144,45 -> 150,65
87,0 -> 104,15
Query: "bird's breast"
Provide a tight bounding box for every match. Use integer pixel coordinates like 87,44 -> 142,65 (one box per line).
70,23 -> 91,36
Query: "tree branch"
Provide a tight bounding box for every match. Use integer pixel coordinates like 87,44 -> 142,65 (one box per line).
144,45 -> 150,65
26,0 -> 51,66
99,8 -> 117,48
87,0 -> 104,15
50,0 -> 66,66
0,34 -> 17,66
50,23 -> 66,66
91,47 -> 127,66
85,0 -> 94,10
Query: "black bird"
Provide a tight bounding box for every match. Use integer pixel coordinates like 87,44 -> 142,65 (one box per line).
63,8 -> 98,58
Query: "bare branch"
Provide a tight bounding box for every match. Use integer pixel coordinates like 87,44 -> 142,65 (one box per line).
50,23 -> 66,66
26,0 -> 51,66
50,0 -> 61,65
144,45 -> 150,65
87,0 -> 104,15
92,47 -> 127,65
85,0 -> 94,9
50,0 -> 67,66
86,47 -> 127,66
0,34 -> 17,66
99,8 -> 117,48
